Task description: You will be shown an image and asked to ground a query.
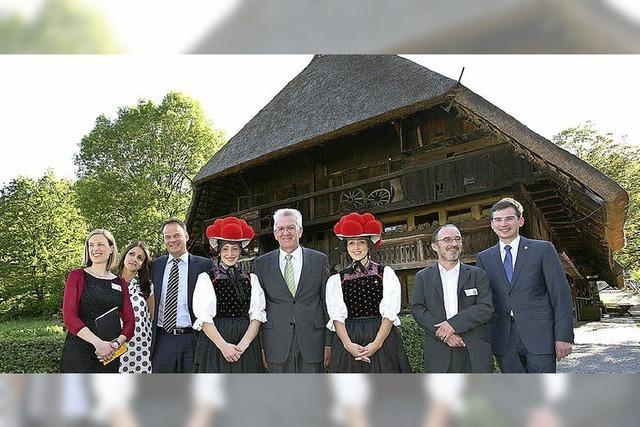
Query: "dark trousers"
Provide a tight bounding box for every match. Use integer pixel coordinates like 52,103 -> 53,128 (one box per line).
152,328 -> 198,373
497,319 -> 556,373
268,327 -> 324,373
447,347 -> 472,373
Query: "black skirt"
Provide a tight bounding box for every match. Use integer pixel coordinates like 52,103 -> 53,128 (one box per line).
193,317 -> 264,373
330,316 -> 411,373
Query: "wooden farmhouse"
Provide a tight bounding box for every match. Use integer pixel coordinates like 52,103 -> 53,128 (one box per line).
186,55 -> 628,319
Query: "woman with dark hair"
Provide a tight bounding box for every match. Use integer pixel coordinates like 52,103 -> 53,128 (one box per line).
192,216 -> 266,373
117,241 -> 154,373
326,212 -> 411,373
60,229 -> 135,373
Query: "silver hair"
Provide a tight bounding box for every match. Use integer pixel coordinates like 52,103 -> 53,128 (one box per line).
273,208 -> 303,230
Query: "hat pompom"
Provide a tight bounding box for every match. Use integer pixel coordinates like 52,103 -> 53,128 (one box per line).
242,225 -> 255,240
363,220 -> 382,236
220,223 -> 243,240
361,213 -> 375,222
341,220 -> 364,236
206,218 -> 224,238
344,212 -> 365,224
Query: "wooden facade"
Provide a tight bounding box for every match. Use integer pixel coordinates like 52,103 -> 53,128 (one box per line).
187,55 -> 628,319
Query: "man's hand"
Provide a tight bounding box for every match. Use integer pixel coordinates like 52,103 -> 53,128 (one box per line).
323,347 -> 332,368
444,334 -> 466,348
434,320 -> 456,341
555,341 -> 572,361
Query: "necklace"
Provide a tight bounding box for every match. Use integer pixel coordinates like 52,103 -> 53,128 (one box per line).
88,266 -> 111,279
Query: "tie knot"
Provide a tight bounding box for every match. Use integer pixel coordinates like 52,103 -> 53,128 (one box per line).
172,258 -> 180,265
285,254 -> 292,261
505,245 -> 512,252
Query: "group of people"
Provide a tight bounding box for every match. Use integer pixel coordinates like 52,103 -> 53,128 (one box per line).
60,197 -> 574,374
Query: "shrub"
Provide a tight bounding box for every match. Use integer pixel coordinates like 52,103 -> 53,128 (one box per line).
398,315 -> 425,373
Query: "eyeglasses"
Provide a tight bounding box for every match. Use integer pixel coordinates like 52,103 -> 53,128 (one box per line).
274,225 -> 298,235
435,236 -> 462,244
491,216 -> 518,224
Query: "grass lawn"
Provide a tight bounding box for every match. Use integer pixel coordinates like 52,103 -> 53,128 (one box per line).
0,317 -> 64,339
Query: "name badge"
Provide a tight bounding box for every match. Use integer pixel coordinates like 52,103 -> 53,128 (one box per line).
464,288 -> 478,296
111,283 -> 122,292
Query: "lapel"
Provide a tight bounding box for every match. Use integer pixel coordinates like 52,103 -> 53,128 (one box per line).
429,264 -> 445,304
270,249 -> 293,299
489,243 -> 511,290
457,263 -> 471,294
153,255 -> 168,308
187,253 -> 197,309
510,236 -> 529,288
296,246 -> 312,298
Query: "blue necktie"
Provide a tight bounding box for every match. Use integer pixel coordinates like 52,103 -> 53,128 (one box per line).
503,245 -> 513,284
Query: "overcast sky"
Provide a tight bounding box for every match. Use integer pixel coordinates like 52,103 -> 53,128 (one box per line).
1,54 -> 639,187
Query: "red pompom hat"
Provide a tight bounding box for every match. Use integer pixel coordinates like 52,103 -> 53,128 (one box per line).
333,212 -> 383,247
206,216 -> 255,250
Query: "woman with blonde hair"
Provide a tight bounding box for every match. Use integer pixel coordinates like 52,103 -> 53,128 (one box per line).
60,229 -> 135,373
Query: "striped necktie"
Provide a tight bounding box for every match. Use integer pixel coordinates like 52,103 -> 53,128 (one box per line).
284,254 -> 296,296
164,258 -> 180,330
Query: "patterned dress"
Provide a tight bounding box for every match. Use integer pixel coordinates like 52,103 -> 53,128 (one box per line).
119,276 -> 153,373
326,261 -> 411,373
192,263 -> 266,373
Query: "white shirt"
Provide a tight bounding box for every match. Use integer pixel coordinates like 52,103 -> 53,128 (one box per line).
499,235 -> 521,268
192,271 -> 267,330
438,262 -> 460,320
325,265 -> 402,331
279,246 -> 303,288
158,252 -> 191,328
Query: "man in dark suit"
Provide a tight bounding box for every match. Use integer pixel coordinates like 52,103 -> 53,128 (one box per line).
475,198 -> 574,373
150,218 -> 213,373
412,224 -> 494,373
253,208 -> 331,373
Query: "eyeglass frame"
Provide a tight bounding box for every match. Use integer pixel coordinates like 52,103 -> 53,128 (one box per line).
433,236 -> 463,244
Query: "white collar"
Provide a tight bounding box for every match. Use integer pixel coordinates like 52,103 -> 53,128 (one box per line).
438,261 -> 461,276
280,245 -> 302,261
168,251 -> 189,265
499,235 -> 521,252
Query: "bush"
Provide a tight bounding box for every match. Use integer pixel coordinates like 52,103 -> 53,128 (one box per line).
0,317 -> 65,373
398,315 -> 425,373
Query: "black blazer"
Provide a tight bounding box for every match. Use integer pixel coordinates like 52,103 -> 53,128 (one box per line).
412,262 -> 494,373
149,253 -> 213,354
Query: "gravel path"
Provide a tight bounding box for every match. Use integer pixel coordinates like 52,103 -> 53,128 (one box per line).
557,308 -> 640,373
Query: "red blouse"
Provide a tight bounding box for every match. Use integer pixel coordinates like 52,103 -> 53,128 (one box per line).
62,269 -> 135,340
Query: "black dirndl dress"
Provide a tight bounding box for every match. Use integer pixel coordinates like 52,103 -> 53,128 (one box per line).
330,262 -> 411,373
193,266 -> 264,373
60,272 -> 123,373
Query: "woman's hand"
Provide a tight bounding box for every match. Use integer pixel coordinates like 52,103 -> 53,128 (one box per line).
220,342 -> 243,363
94,340 -> 116,361
345,341 -> 371,363
361,341 -> 382,358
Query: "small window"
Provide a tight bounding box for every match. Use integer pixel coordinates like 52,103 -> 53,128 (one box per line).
415,212 -> 439,228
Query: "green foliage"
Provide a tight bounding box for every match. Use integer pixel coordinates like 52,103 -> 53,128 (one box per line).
0,171 -> 87,318
0,0 -> 118,53
0,317 -> 65,373
553,122 -> 640,277
74,91 -> 225,256
398,315 -> 425,373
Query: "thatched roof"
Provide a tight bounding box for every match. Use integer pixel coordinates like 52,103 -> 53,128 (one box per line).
195,55 -> 458,182
193,54 -> 627,252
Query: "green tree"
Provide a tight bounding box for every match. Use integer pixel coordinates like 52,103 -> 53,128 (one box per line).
74,91 -> 225,255
0,0 -> 118,53
0,171 -> 87,318
553,122 -> 640,278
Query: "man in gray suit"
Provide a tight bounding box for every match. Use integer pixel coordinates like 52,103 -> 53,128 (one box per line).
412,224 -> 494,373
253,208 -> 332,373
475,198 -> 573,373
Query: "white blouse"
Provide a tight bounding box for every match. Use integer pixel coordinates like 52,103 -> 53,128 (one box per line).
192,271 -> 267,330
325,265 -> 402,331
